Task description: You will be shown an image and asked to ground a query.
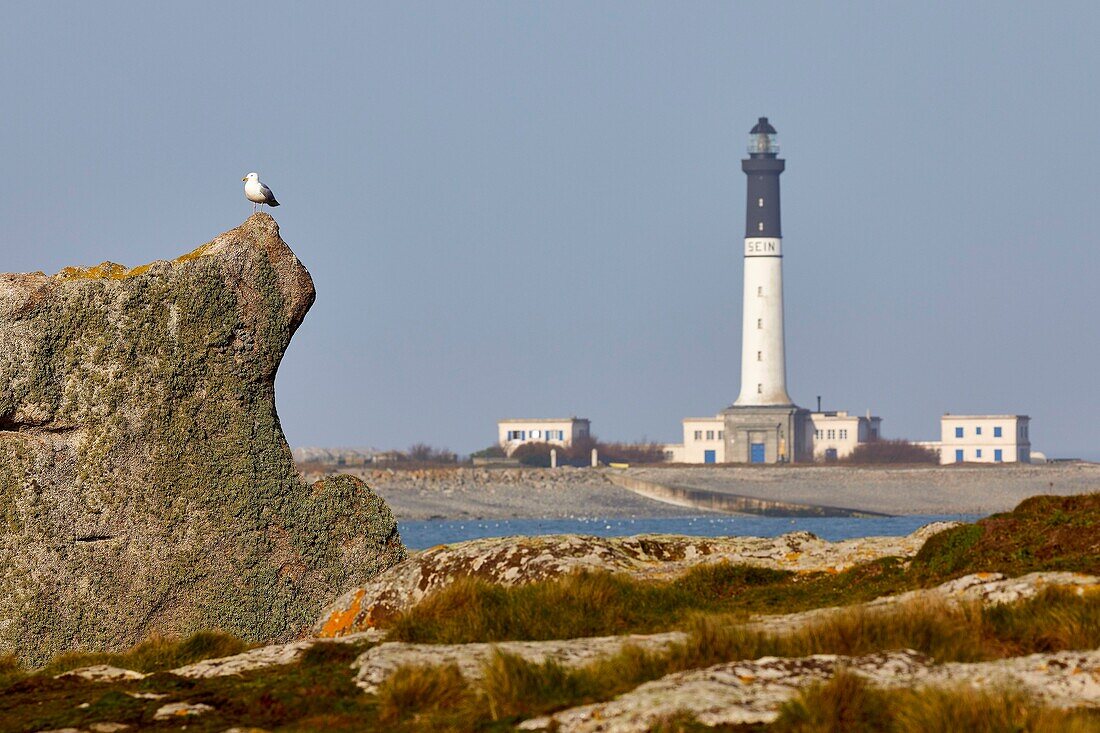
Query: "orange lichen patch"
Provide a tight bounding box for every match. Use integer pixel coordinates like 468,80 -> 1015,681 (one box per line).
58,262 -> 130,280
784,552 -> 802,562
57,260 -> 156,280
318,589 -> 366,638
174,241 -> 215,263
55,242 -> 214,281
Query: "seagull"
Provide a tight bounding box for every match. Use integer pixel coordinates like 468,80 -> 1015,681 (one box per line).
242,172 -> 280,212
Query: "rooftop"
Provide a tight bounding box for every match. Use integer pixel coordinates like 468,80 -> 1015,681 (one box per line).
498,417 -> 590,424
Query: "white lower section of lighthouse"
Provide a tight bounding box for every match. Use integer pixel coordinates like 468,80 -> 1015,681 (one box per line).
734,237 -> 792,406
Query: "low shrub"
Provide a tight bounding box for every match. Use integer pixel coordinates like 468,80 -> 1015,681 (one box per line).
842,439 -> 939,464
912,493 -> 1100,579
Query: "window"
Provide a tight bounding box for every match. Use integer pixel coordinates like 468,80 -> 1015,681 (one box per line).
955,449 -> 964,462
815,429 -> 823,439
758,197 -> 764,207
839,429 -> 848,439
955,427 -> 964,438
717,431 -> 724,439
994,426 -> 1002,438
757,222 -> 764,231
530,429 -> 541,439
757,286 -> 763,296
976,426 -> 982,436
757,351 -> 762,361
705,430 -> 714,440
757,383 -> 763,394
693,430 -> 703,441
757,318 -> 763,329
507,430 -> 526,441
994,449 -> 1003,462
976,449 -> 982,458
827,429 -> 836,439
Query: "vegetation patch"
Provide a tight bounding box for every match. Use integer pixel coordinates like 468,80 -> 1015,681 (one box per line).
3,589 -> 1099,731
381,589 -> 1100,730
842,439 -> 939,464
0,638 -> 378,733
388,559 -> 914,643
773,670 -> 1100,733
911,493 -> 1100,579
40,631 -> 249,675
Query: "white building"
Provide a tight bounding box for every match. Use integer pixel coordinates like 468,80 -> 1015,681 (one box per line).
665,409 -> 883,464
664,417 -> 726,464
937,414 -> 1031,464
809,411 -> 882,461
498,418 -> 590,456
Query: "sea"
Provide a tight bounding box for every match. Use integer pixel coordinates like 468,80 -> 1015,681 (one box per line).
397,514 -> 981,551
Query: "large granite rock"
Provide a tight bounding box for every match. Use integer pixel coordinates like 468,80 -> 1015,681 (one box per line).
0,214 -> 406,665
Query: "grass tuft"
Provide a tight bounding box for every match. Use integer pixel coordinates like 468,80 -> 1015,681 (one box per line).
0,654 -> 25,690
39,630 -> 249,674
375,663 -> 477,727
389,571 -> 710,643
773,668 -> 892,732
774,672 -> 1100,733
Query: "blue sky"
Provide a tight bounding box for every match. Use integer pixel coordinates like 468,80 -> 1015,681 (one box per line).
1,3 -> 1097,458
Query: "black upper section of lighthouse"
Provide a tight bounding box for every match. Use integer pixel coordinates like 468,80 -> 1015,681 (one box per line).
742,117 -> 784,239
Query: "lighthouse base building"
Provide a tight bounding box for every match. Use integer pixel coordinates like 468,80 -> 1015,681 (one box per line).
722,405 -> 812,464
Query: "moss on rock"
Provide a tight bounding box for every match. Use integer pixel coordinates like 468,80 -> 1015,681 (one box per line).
0,214 -> 407,665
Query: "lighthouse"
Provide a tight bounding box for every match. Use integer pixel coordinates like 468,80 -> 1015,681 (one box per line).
722,117 -> 810,463
735,117 -> 792,407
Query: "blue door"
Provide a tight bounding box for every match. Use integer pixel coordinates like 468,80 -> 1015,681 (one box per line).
955,449 -> 964,462
994,449 -> 1003,462
704,449 -> 716,464
750,443 -> 765,463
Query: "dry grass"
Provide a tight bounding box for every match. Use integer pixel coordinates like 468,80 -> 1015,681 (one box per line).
774,671 -> 1100,732
375,663 -> 477,728
376,588 -> 1100,730
0,654 -> 24,689
389,570 -> 712,643
38,630 -> 249,675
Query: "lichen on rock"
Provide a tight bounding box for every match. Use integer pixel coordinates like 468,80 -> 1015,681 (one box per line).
0,213 -> 406,665
313,524 -> 956,636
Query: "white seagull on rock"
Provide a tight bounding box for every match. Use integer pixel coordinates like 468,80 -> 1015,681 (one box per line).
243,172 -> 280,212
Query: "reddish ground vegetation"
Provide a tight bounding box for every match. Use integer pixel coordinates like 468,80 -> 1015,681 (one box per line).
912,493 -> 1100,579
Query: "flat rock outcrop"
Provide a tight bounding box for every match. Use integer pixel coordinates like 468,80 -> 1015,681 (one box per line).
521,649 -> 1100,731
353,633 -> 685,693
314,524 -> 956,636
0,214 -> 406,665
345,571 -> 1098,693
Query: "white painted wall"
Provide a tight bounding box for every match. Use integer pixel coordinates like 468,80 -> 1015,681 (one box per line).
664,416 -> 725,463
735,238 -> 792,406
938,415 -> 1030,464
498,418 -> 590,455
808,411 -> 881,459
